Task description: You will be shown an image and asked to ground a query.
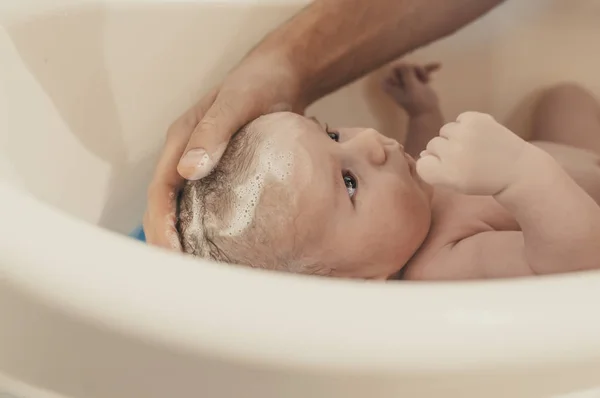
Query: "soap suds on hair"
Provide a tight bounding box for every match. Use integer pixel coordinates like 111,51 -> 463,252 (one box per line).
220,138 -> 294,237
188,183 -> 203,237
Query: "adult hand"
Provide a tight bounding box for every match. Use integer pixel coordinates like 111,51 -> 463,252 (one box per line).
143,53 -> 304,250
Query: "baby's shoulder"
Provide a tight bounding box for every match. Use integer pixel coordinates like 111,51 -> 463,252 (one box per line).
403,192 -> 519,280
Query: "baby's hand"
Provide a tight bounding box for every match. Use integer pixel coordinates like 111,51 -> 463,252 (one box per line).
416,112 -> 531,196
383,62 -> 441,116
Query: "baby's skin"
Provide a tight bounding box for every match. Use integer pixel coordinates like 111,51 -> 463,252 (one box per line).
384,63 -> 600,279
177,63 -> 600,280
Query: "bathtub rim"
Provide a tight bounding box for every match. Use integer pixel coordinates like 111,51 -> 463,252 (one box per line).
2,181 -> 600,375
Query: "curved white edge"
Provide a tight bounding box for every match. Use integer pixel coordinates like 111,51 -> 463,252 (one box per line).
0,0 -> 309,26
0,373 -> 73,398
2,181 -> 600,374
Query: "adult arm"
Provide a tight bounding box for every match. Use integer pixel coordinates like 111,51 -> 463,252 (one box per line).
266,0 -> 505,107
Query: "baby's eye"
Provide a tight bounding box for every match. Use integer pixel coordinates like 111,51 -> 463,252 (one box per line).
343,173 -> 357,198
325,124 -> 340,142
328,131 -> 340,142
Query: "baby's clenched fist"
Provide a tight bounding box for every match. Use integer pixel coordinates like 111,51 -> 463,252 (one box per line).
416,112 -> 532,196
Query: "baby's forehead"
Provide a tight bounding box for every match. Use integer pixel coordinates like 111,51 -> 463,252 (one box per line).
243,113 -> 312,177
245,113 -> 313,192
238,112 -> 311,186
243,113 -> 328,255
247,112 -> 307,142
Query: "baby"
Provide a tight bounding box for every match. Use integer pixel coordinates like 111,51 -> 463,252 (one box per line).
176,63 -> 600,280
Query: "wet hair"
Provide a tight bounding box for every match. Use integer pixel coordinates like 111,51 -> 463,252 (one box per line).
176,125 -> 325,274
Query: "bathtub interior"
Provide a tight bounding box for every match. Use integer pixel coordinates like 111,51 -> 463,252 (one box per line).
3,1 -> 600,398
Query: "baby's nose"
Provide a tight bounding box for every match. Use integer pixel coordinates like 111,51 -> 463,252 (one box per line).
350,128 -> 388,166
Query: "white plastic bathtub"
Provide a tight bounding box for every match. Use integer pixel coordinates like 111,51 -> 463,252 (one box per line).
1,1 -> 600,397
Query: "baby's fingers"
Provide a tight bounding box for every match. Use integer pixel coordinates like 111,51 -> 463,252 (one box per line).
416,155 -> 447,186
424,62 -> 441,74
416,63 -> 441,83
382,76 -> 401,92
397,66 -> 420,89
424,136 -> 451,159
439,121 -> 460,139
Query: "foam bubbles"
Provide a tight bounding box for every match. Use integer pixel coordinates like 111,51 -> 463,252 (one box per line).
188,184 -> 203,238
220,138 -> 294,237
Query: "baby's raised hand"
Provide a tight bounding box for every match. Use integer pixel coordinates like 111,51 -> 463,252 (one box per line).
383,62 -> 441,116
416,112 -> 531,196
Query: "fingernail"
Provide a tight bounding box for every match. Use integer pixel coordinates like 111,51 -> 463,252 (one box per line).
178,148 -> 214,180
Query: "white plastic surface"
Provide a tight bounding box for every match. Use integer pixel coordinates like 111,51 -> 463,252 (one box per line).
1,1 -> 600,397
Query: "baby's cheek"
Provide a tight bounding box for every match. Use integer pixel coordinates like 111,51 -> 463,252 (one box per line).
388,190 -> 430,241
291,205 -> 331,252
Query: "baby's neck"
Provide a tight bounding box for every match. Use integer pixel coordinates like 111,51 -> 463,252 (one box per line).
430,187 -> 461,221
390,188 -> 463,280
398,187 -> 520,280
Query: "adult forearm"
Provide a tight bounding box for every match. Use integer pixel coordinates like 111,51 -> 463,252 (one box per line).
256,0 -> 506,106
494,148 -> 600,274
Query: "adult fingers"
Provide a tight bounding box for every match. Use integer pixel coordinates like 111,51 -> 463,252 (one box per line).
143,187 -> 181,251
143,113 -> 197,249
144,88 -> 219,249
152,87 -> 219,189
177,92 -> 257,180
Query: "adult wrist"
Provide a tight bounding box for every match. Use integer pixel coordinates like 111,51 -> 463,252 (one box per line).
243,44 -> 311,112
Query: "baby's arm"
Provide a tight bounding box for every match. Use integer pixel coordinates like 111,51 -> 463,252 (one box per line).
417,112 -> 600,277
405,109 -> 445,159
430,153 -> 600,279
383,63 -> 444,158
493,148 -> 600,274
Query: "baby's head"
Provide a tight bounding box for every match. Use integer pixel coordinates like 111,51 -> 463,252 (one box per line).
177,112 -> 433,279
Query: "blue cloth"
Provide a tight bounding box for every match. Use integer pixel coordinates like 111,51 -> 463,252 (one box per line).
129,225 -> 146,242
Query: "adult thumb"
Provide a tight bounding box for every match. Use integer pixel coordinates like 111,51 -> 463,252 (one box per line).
177,96 -> 253,180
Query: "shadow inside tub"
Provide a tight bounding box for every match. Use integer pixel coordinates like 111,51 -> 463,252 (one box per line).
4,1 -> 304,233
